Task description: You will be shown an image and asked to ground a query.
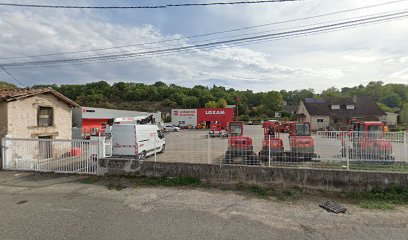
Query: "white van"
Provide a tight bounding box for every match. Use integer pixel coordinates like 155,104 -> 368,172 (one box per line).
108,124 -> 165,159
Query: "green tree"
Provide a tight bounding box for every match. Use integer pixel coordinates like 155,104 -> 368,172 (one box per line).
0,81 -> 17,89
259,91 -> 283,116
205,101 -> 218,108
400,103 -> 408,125
217,98 -> 227,108
182,96 -> 200,108
380,93 -> 402,108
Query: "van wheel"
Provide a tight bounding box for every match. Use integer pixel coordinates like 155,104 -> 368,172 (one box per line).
160,144 -> 165,153
140,151 -> 147,160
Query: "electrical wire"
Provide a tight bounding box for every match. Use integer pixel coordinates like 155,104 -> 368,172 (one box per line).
0,64 -> 25,87
0,0 -> 304,9
0,0 -> 406,60
2,10 -> 407,68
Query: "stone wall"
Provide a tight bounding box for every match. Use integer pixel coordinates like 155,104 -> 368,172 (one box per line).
99,159 -> 408,192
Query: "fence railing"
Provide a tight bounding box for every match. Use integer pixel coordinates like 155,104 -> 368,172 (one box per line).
146,130 -> 408,173
1,138 -> 101,174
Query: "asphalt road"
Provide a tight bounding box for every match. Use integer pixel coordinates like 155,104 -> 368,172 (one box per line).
1,171 -> 408,240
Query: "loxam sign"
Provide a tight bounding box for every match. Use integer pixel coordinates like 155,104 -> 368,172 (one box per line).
205,110 -> 225,115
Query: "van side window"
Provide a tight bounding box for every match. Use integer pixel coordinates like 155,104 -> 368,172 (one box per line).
157,130 -> 164,139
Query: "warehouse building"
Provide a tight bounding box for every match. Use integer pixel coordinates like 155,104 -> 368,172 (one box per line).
72,106 -> 161,138
171,108 -> 234,129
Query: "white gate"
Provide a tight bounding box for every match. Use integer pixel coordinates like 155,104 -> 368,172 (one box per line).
1,138 -> 102,174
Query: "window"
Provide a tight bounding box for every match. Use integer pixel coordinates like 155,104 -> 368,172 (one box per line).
331,105 -> 340,110
346,105 -> 355,110
38,107 -> 53,126
317,118 -> 324,123
295,123 -> 311,136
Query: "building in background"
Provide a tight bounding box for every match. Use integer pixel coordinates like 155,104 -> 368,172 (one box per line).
0,87 -> 79,139
171,108 -> 234,129
72,107 -> 161,139
380,112 -> 398,129
297,96 -> 386,131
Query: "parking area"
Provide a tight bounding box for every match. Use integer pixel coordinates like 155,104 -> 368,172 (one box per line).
151,125 -> 408,171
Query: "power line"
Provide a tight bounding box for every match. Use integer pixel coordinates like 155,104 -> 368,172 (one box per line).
1,0 -> 406,60
2,10 -> 408,68
0,0 -> 303,9
0,64 -> 25,87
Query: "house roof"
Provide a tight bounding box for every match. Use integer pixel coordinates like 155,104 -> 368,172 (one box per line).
301,96 -> 385,117
0,87 -> 79,107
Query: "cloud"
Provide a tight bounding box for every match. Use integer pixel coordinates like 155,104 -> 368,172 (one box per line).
0,0 -> 407,92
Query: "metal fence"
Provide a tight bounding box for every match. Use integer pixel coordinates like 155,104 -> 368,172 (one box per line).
146,128 -> 408,173
1,138 -> 102,174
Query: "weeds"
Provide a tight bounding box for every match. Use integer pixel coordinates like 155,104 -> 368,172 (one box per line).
346,185 -> 408,210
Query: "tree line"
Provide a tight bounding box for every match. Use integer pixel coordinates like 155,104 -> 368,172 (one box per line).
1,80 -> 407,126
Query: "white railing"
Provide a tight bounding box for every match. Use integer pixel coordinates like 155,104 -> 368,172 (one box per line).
1,137 -> 103,174
145,129 -> 408,172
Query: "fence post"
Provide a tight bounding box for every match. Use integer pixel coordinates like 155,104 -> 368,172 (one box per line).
268,135 -> 271,167
208,134 -> 211,164
154,133 -> 157,162
1,138 -> 4,170
404,131 -> 407,162
345,132 -> 350,171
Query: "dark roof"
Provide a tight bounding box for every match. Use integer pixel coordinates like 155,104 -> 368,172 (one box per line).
0,87 -> 79,107
301,96 -> 385,117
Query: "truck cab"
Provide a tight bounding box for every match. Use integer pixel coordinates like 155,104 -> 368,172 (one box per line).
288,122 -> 315,160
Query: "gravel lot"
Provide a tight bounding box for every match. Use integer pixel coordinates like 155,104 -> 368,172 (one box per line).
1,171 -> 407,240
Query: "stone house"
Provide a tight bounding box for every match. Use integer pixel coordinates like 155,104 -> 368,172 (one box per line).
297,96 -> 386,131
0,87 -> 79,139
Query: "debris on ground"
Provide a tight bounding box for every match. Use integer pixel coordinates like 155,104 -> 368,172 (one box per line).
319,201 -> 347,213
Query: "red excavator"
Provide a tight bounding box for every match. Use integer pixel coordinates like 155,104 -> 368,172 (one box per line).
288,122 -> 316,161
258,121 -> 284,162
348,121 -> 393,160
223,121 -> 259,165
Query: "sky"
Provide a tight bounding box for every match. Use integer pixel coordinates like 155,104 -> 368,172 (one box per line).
0,0 -> 407,92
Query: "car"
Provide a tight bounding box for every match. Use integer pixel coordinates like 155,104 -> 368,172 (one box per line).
163,125 -> 180,132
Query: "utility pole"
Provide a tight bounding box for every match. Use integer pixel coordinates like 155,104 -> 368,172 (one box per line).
235,96 -> 240,121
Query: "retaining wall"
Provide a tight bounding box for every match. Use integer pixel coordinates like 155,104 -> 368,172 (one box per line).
99,158 -> 408,192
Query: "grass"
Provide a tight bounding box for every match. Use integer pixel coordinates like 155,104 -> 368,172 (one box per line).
346,185 -> 408,210
78,175 -> 408,210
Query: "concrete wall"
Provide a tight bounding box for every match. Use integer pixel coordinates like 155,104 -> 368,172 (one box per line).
6,93 -> 73,139
99,160 -> 408,192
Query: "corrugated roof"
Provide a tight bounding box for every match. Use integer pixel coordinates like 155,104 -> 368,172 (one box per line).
301,96 -> 385,117
0,87 -> 79,107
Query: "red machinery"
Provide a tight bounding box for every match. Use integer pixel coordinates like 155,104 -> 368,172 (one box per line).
223,121 -> 259,165
288,122 -> 316,161
208,121 -> 225,137
348,121 -> 393,160
279,121 -> 296,133
258,121 -> 284,162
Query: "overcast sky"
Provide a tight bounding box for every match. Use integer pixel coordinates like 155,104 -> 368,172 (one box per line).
0,0 -> 407,92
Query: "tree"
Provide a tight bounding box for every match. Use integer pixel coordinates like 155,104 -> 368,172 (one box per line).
400,103 -> 408,125
0,81 -> 17,89
320,87 -> 341,98
380,93 -> 402,108
217,98 -> 227,108
182,96 -> 200,108
259,91 -> 283,116
205,101 -> 218,108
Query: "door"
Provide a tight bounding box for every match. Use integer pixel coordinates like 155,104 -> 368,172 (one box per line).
38,136 -> 52,160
